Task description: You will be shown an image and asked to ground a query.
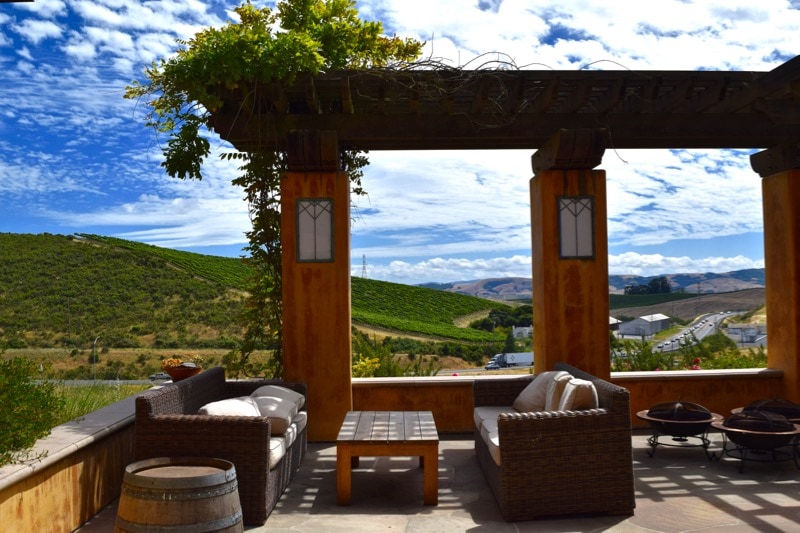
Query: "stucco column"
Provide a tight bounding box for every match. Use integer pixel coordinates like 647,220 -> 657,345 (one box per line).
752,144 -> 800,402
530,129 -> 610,379
282,131 -> 352,441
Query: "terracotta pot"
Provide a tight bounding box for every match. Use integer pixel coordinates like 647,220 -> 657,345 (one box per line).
165,366 -> 202,382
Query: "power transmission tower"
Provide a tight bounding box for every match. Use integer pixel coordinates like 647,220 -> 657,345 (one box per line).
361,254 -> 367,278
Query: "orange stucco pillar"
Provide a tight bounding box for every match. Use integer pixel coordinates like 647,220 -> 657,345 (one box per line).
530,130 -> 610,379
753,145 -> 800,402
281,131 -> 352,441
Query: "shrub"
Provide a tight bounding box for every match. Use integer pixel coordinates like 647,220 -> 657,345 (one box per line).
0,357 -> 65,466
352,331 -> 441,377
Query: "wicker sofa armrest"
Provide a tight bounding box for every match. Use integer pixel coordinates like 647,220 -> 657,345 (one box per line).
135,414 -> 272,460
497,409 -> 621,439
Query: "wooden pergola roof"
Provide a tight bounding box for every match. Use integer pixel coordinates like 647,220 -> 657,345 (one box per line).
210,55 -> 800,154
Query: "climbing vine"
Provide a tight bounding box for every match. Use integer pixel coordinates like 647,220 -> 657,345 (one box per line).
125,0 -> 422,377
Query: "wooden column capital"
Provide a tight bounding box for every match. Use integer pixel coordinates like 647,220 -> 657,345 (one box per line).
287,130 -> 340,172
750,141 -> 800,177
531,129 -> 606,174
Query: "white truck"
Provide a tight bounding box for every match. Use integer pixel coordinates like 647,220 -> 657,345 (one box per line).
494,352 -> 533,367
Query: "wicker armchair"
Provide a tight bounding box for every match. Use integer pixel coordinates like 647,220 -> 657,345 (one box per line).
473,362 -> 635,521
133,367 -> 307,526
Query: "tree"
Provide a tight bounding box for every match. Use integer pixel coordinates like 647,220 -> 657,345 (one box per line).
647,276 -> 671,294
126,1 -> 423,377
625,276 -> 671,295
503,332 -> 516,353
0,357 -> 64,466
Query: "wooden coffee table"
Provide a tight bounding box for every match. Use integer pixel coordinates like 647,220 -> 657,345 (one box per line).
336,410 -> 439,505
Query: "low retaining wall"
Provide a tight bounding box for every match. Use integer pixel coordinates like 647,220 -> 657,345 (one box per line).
354,369 -> 785,433
616,368 -> 784,424
0,395 -> 136,532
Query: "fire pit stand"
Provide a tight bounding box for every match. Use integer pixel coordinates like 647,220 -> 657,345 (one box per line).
637,410 -> 723,459
712,407 -> 800,473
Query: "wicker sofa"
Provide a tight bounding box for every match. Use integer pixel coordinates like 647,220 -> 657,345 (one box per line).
473,362 -> 635,521
133,367 -> 307,525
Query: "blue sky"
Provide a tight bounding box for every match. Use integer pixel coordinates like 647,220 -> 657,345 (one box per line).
1,1 -> 797,285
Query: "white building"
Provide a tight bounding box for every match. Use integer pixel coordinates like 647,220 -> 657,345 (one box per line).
512,326 -> 533,339
618,313 -> 671,337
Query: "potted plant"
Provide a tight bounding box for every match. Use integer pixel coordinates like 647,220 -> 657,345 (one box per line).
161,356 -> 203,382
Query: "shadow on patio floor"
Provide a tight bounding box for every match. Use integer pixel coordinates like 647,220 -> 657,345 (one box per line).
79,430 -> 800,532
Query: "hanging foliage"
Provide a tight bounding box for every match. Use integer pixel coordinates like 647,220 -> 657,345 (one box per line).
125,1 -> 423,377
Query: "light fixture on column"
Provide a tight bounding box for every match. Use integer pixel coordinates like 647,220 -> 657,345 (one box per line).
297,198 -> 333,262
558,196 -> 594,258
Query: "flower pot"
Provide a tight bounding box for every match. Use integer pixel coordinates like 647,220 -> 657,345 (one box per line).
165,366 -> 202,382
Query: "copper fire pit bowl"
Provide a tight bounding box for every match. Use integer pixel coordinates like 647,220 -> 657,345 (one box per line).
637,401 -> 722,458
639,401 -> 717,438
731,398 -> 800,424
712,409 -> 800,472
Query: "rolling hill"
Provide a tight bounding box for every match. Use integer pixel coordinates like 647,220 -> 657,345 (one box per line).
0,233 -> 507,350
0,233 -> 767,353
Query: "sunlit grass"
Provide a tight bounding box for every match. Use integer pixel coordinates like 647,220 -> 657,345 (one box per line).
54,382 -> 151,426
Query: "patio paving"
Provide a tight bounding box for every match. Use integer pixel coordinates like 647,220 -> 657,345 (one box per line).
79,430 -> 800,532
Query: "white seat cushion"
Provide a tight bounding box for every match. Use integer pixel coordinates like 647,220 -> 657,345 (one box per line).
480,419 -> 502,466
513,371 -> 569,412
291,410 -> 308,433
197,396 -> 261,417
268,412 -> 307,470
473,406 -> 512,429
558,378 -> 599,411
268,436 -> 287,470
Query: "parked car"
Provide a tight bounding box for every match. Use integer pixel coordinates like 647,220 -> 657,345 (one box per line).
149,372 -> 171,381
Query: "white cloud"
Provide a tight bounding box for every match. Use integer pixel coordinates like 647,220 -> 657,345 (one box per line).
1,0 -> 795,284
16,19 -> 63,45
16,46 -> 32,60
357,251 -> 766,285
15,0 -> 68,19
64,37 -> 97,60
608,252 -> 764,277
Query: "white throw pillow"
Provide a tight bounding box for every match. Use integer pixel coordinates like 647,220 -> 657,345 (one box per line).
197,396 -> 261,417
250,385 -> 305,410
558,378 -> 599,411
513,371 -> 568,412
252,395 -> 298,435
545,372 -> 574,411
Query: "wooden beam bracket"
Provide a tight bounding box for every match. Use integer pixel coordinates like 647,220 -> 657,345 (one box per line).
532,129 -> 606,174
750,141 -> 800,177
286,130 -> 340,172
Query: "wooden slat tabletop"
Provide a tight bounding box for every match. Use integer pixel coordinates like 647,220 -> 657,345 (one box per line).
337,411 -> 438,443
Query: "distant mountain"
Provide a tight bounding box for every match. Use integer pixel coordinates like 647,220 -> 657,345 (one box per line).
421,269 -> 766,300
420,277 -> 533,300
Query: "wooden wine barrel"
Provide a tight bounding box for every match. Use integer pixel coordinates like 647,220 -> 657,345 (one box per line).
115,457 -> 243,532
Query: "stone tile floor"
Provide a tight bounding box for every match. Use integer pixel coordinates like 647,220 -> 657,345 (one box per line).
79,430 -> 800,532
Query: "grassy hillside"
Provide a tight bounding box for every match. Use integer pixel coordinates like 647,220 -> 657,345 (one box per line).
351,277 -> 507,341
0,233 -> 246,349
611,288 -> 765,322
0,233 -> 507,351
610,292 -> 699,310
79,234 -> 251,289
